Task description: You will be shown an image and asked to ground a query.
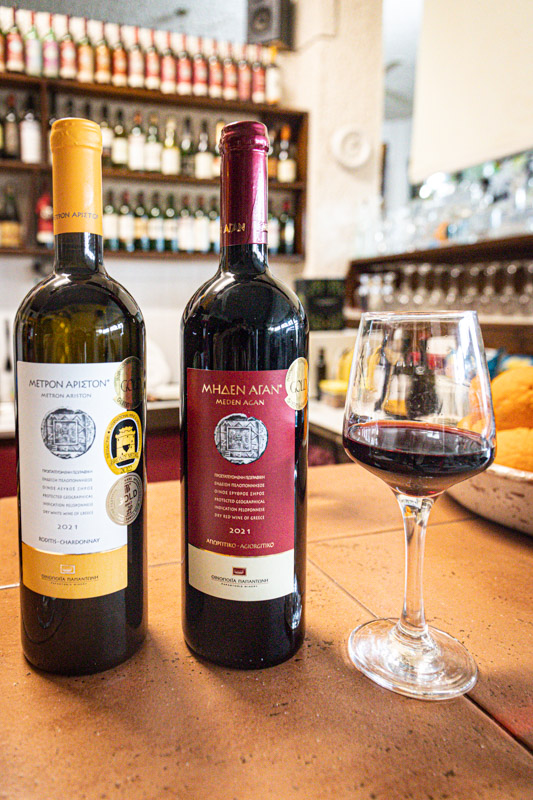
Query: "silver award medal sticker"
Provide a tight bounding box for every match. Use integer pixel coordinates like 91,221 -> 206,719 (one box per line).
41,408 -> 96,459
214,413 -> 268,465
106,474 -> 143,525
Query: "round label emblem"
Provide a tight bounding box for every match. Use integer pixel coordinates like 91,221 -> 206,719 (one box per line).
103,411 -> 142,474
114,356 -> 144,410
106,474 -> 143,525
285,357 -> 308,411
41,408 -> 96,459
214,413 -> 268,465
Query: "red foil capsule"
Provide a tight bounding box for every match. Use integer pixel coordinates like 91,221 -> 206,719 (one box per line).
219,120 -> 269,247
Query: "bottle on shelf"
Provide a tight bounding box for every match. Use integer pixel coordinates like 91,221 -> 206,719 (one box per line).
236,43 -> 252,103
42,13 -> 59,79
103,188 -> 119,251
144,29 -> 160,92
118,189 -> 135,252
163,193 -> 179,253
193,195 -> 210,253
180,120 -> 308,669
211,119 -> 225,178
208,196 -> 220,253
251,44 -> 266,105
221,41 -> 238,101
127,26 -> 144,88
82,100 -> 92,120
14,117 -> 147,675
0,12 -> 6,74
265,46 -> 282,105
4,94 -> 20,160
24,11 -> 42,77
277,124 -> 297,184
0,103 -> 4,156
133,191 -> 149,252
180,117 -> 195,177
63,97 -> 75,118
160,31 -> 176,95
111,109 -> 128,169
176,33 -> 192,96
268,201 -> 280,255
111,25 -> 127,87
20,94 -> 41,165
194,120 -> 214,180
279,199 -> 295,255
267,128 -> 278,180
2,184 -> 22,247
148,191 -> 164,252
144,112 -> 162,173
315,349 -> 327,400
190,36 -> 208,97
6,8 -> 24,74
77,18 -> 95,84
59,15 -> 77,80
94,22 -> 111,84
161,117 -> 180,176
99,104 -> 113,168
207,39 -> 222,99
128,110 -> 146,172
178,195 -> 194,253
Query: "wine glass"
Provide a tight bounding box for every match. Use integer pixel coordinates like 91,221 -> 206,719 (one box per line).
343,311 -> 496,700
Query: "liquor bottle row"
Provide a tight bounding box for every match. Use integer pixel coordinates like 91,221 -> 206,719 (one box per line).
31,185 -> 296,257
0,93 -> 299,183
101,191 -> 296,256
0,7 -> 282,105
0,184 -> 22,246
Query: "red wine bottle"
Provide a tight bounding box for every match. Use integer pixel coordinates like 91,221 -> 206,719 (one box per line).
181,120 -> 308,669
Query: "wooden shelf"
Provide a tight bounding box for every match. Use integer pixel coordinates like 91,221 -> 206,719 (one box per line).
0,159 -> 43,173
349,234 -> 533,270
1,246 -> 303,264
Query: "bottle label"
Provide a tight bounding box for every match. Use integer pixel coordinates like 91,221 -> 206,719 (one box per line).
111,136 -> 128,166
160,54 -> 176,92
144,141 -> 162,172
277,158 -> 297,184
193,215 -> 210,252
42,39 -> 59,77
59,40 -> 76,78
17,360 -> 144,599
186,363 -> 307,601
128,134 -> 145,171
6,33 -> 24,71
95,44 -> 111,82
208,61 -> 222,97
161,146 -> 180,175
194,150 -> 214,180
103,210 -> 119,240
145,51 -> 160,86
128,50 -> 144,86
25,38 -> 42,76
52,127 -> 103,236
221,145 -> 268,246
118,213 -> 135,244
163,217 -> 178,242
77,44 -> 94,82
20,120 -> 41,164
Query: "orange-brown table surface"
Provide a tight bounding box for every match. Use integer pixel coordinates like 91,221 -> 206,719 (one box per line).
1,464 -> 532,799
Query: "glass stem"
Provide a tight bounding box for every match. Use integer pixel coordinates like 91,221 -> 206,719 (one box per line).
396,494 -> 434,640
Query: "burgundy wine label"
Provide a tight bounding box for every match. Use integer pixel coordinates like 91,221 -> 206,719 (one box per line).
187,366 -> 302,601
220,121 -> 269,246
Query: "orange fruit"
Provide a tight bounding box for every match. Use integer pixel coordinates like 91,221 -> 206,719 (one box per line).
491,366 -> 533,431
494,427 -> 533,472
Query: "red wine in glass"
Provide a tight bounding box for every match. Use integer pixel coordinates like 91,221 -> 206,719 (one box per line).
343,419 -> 495,497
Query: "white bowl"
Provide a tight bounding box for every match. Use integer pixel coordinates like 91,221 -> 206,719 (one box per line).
448,463 -> 533,535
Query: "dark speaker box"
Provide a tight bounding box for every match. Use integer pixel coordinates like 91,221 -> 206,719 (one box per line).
295,279 -> 346,331
247,0 -> 294,49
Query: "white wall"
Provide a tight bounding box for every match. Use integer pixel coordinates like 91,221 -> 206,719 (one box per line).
382,117 -> 412,211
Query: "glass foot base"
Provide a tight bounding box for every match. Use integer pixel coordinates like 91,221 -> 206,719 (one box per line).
348,618 -> 477,700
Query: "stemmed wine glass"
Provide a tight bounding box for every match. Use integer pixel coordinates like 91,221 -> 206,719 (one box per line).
343,311 -> 496,700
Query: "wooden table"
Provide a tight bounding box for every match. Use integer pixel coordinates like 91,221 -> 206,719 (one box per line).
1,465 -> 532,799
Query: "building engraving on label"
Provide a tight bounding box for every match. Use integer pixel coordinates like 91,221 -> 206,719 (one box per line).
41,408 -> 96,459
214,413 -> 268,465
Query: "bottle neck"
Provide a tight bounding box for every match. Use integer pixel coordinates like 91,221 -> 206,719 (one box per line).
220,243 -> 268,275
220,140 -> 268,261
54,232 -> 105,274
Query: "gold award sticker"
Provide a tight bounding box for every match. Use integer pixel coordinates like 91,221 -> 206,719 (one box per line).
104,411 -> 142,475
114,356 -> 144,409
285,357 -> 308,411
106,474 -> 143,525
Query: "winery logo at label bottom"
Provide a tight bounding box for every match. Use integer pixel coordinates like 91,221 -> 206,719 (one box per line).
103,411 -> 142,474
106,474 -> 143,524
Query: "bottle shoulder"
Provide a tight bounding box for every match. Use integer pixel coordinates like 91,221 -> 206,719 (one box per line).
183,269 -> 307,329
15,270 -> 144,324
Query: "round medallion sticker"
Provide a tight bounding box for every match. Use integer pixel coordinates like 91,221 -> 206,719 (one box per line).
214,413 -> 268,465
114,356 -> 144,410
103,411 -> 142,474
106,474 -> 143,525
41,408 -> 96,459
285,357 -> 308,411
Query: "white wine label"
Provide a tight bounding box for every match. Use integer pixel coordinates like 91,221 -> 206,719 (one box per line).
17,360 -> 143,599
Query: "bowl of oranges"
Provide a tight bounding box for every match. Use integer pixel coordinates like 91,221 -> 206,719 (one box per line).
448,365 -> 533,535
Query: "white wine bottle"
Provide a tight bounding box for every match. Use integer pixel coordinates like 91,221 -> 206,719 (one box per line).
14,118 -> 147,675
